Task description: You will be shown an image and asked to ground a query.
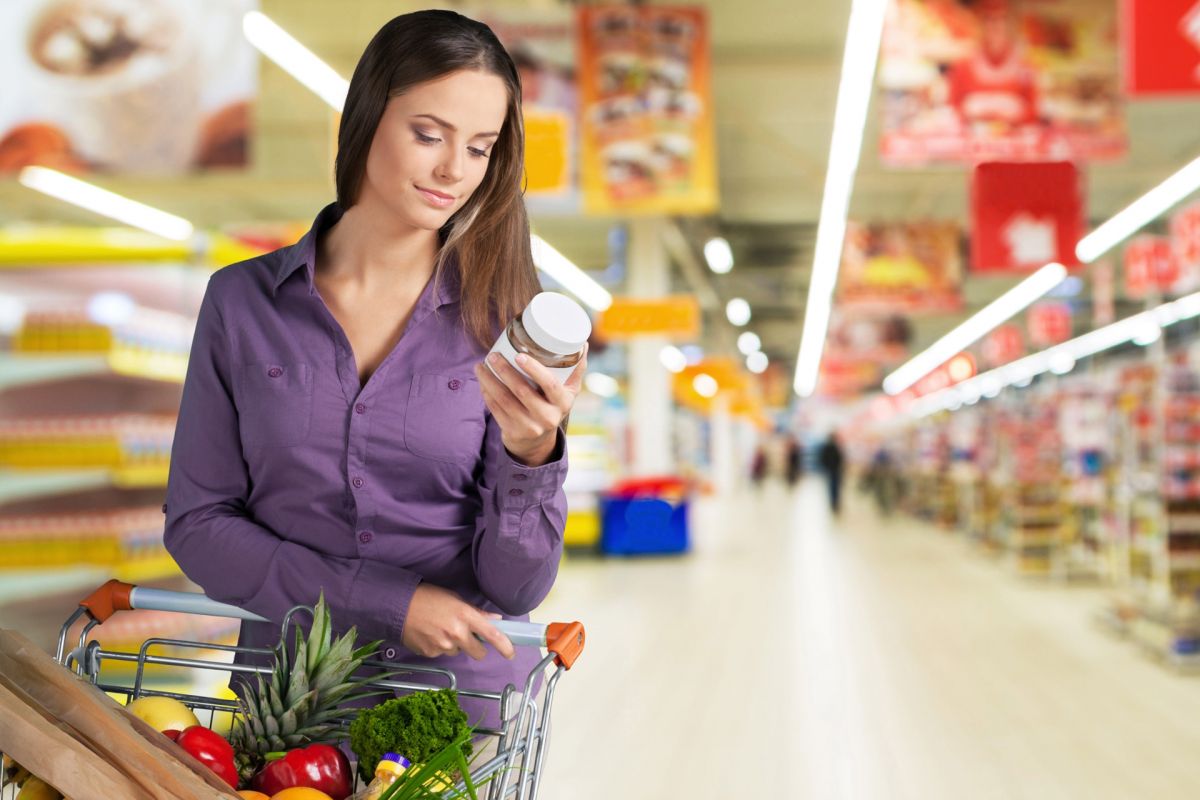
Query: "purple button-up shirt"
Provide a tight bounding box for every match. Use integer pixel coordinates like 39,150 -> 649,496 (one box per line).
164,203 -> 568,702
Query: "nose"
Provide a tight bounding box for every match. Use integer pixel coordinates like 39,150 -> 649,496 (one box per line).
438,147 -> 464,184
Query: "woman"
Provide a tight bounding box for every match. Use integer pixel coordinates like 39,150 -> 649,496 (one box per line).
163,10 -> 584,720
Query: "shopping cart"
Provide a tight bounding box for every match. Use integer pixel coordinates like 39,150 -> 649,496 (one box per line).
1,580 -> 586,800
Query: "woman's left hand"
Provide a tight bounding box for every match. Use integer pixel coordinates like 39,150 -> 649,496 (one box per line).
474,346 -> 587,467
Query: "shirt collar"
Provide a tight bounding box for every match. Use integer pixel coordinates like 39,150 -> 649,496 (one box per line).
272,202 -> 462,307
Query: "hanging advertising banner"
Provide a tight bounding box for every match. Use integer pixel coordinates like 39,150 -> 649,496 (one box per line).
594,295 -> 700,340
1027,301 -> 1073,346
878,0 -> 1125,166
1124,235 -> 1178,298
970,161 -> 1084,272
1122,0 -> 1200,96
825,310 -> 912,366
577,5 -> 718,216
982,323 -> 1025,367
0,0 -> 258,174
1169,201 -> 1200,293
474,6 -> 580,213
817,357 -> 884,398
838,221 -> 964,313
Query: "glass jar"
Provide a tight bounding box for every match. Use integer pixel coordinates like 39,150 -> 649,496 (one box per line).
489,292 -> 591,386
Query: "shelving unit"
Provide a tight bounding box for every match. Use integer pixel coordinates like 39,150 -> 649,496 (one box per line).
998,393 -> 1066,577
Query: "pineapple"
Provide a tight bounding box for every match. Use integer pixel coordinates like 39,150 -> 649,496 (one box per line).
229,593 -> 386,783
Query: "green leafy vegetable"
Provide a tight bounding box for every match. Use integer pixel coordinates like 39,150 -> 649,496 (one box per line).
349,689 -> 472,782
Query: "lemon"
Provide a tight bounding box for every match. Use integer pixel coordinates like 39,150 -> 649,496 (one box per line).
125,695 -> 199,733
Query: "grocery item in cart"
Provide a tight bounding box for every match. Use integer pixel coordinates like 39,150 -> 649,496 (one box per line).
346,753 -> 410,800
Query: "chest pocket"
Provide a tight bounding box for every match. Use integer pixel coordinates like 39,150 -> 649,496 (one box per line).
234,362 -> 313,448
404,373 -> 485,463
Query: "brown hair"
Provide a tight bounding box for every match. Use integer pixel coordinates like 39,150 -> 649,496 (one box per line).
335,10 -> 540,348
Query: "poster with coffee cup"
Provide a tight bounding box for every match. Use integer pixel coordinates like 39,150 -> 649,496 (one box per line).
0,0 -> 258,174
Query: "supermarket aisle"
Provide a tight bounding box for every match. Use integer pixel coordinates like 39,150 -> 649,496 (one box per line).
536,479 -> 1200,800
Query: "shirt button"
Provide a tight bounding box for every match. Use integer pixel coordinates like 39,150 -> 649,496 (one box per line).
508,488 -> 524,497
355,403 -> 366,415
359,531 -> 373,544
384,647 -> 397,660
448,379 -> 461,390
352,477 -> 364,489
514,474 -> 529,482
267,366 -> 283,378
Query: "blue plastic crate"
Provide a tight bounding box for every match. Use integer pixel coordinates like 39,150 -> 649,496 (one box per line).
599,495 -> 690,555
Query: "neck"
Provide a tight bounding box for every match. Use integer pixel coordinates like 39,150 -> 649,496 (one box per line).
319,201 -> 440,290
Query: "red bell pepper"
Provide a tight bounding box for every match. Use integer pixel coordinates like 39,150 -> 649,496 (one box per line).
173,725 -> 239,789
251,744 -> 354,800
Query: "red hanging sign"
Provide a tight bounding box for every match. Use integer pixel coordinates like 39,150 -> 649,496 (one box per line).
1122,0 -> 1200,96
1124,236 -> 1179,298
1170,202 -> 1200,293
983,324 -> 1025,367
1028,302 -> 1073,347
970,161 -> 1084,273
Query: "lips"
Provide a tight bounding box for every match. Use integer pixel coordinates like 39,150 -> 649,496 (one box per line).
416,185 -> 456,207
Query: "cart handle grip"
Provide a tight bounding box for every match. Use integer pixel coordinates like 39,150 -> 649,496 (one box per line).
78,581 -> 586,664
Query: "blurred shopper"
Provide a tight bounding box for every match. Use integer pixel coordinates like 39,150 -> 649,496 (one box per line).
750,444 -> 768,486
868,446 -> 897,516
819,434 -> 846,514
163,11 -> 584,725
785,434 -> 804,487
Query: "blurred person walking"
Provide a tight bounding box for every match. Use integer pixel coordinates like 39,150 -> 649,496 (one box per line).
819,434 -> 846,514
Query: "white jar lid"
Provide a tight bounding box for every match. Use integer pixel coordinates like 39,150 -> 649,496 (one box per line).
522,292 -> 592,356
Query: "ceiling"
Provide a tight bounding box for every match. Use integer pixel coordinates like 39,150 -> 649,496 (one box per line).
4,0 -> 1200,390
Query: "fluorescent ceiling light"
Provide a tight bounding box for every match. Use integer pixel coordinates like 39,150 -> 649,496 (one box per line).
1077,152 -> 1200,264
794,0 -> 889,397
726,298 -> 752,326
18,167 -> 194,241
882,262 -> 1067,395
660,346 -> 688,373
737,331 -> 762,355
693,373 -> 719,398
243,11 -> 349,110
747,351 -> 769,374
530,235 -> 613,311
584,372 -> 619,397
704,237 -> 733,273
909,289 -> 1200,419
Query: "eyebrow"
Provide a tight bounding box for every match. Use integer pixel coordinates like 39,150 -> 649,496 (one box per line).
412,113 -> 500,139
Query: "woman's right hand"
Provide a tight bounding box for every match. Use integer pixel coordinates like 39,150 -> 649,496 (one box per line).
401,583 -> 515,660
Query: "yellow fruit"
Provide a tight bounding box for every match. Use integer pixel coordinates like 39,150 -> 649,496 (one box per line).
125,695 -> 199,733
237,792 -> 270,800
269,790 -> 333,800
17,777 -> 61,800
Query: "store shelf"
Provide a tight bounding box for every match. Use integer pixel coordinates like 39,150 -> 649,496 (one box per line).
0,557 -> 180,605
0,351 -> 187,389
0,466 -> 169,504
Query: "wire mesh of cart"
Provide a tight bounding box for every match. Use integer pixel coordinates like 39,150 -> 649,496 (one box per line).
1,579 -> 586,800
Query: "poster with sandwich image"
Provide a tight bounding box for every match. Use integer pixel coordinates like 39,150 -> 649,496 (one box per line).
0,0 -> 258,174
577,5 -> 718,215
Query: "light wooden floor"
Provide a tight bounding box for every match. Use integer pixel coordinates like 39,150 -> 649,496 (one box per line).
535,479 -> 1200,800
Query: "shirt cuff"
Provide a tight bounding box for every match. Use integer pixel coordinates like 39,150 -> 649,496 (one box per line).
499,428 -> 568,509
349,558 -> 423,643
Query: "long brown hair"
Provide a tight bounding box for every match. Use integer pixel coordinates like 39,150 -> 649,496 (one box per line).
335,10 -> 540,348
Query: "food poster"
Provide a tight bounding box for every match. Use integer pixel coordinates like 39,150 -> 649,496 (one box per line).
577,5 -> 718,216
473,5 -> 581,213
825,310 -> 913,366
837,221 -> 964,312
0,0 -> 258,174
878,0 -> 1125,166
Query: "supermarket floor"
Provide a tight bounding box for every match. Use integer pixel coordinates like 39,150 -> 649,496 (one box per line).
536,478 -> 1200,800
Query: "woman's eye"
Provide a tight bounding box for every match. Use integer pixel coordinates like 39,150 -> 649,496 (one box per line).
414,131 -> 440,144
468,147 -> 490,158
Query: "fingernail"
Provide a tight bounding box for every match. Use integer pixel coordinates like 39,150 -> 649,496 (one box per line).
488,353 -> 502,365
515,353 -> 528,365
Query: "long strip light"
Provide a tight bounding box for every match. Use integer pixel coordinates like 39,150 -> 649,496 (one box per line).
907,290 -> 1200,419
530,235 -> 613,311
1077,153 -> 1200,264
794,0 -> 889,397
882,262 -> 1067,395
243,11 -> 349,110
18,167 -> 194,241
244,12 -> 608,311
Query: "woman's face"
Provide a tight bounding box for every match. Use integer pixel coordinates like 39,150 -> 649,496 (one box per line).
360,69 -> 509,230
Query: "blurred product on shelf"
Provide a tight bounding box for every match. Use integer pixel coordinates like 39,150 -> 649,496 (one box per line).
599,475 -> 690,556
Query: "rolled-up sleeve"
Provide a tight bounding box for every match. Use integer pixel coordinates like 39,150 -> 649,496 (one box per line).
163,279 -> 422,642
471,414 -> 568,616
